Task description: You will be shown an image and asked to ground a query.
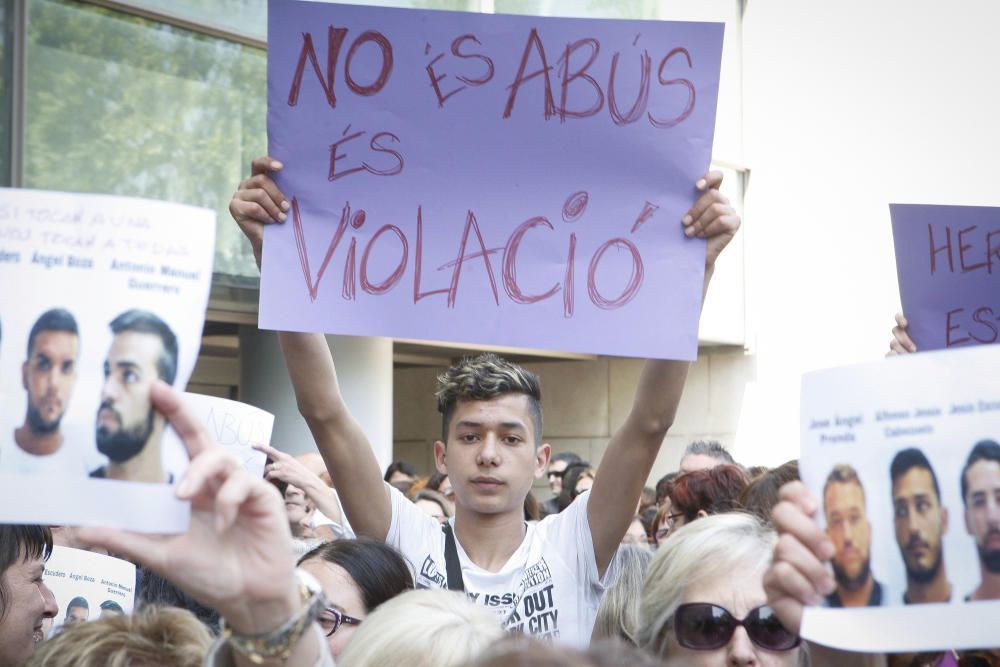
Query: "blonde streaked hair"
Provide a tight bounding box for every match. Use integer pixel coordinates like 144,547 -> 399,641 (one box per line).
337,589 -> 503,667
435,353 -> 542,444
25,605 -> 212,667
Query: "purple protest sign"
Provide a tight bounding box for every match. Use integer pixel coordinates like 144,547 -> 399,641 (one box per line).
261,0 -> 724,360
890,204 -> 1000,350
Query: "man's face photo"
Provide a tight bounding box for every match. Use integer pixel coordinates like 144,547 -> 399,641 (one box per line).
893,466 -> 948,583
825,480 -> 873,591
22,330 -> 79,434
64,604 -> 88,626
964,458 -> 1000,575
96,331 -> 162,463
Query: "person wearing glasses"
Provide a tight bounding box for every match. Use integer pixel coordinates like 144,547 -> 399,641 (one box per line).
637,512 -> 802,665
298,538 -> 414,659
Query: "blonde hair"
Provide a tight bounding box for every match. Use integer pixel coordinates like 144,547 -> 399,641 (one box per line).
337,589 -> 503,667
591,545 -> 652,645
636,512 -> 776,656
25,605 -> 212,667
435,354 -> 542,443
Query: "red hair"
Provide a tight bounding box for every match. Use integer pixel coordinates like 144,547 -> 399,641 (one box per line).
669,464 -> 749,522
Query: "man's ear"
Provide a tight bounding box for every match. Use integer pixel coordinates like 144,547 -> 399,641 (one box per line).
534,442 -> 552,479
941,505 -> 949,534
21,360 -> 28,391
696,509 -> 709,519
433,440 -> 448,475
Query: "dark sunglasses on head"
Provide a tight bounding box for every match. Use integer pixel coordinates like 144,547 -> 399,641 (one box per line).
673,603 -> 800,652
317,606 -> 363,637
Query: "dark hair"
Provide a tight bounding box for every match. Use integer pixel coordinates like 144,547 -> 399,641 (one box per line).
109,309 -> 178,384
27,308 -> 79,356
435,353 -> 543,445
740,460 -> 800,524
299,538 -> 413,613
890,448 -> 941,501
426,471 -> 449,492
961,440 -> 1000,507
557,461 -> 592,511
136,567 -> 219,632
682,440 -> 735,465
524,491 -> 540,521
100,600 -> 124,613
383,460 -> 417,483
66,596 -> 89,613
655,472 -> 680,506
670,464 -> 750,522
551,452 -> 581,466
0,525 -> 52,622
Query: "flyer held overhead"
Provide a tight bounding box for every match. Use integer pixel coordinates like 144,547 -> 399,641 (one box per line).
262,0 -> 725,360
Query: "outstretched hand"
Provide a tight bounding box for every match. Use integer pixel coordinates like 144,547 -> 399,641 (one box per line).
76,381 -> 299,636
682,170 -> 740,268
762,481 -> 836,635
229,156 -> 289,269
887,312 -> 917,356
255,443 -> 324,494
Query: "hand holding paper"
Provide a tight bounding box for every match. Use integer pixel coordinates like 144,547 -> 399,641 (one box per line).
887,312 -> 917,356
683,170 -> 740,270
764,481 -> 836,634
229,156 -> 289,269
76,382 -> 305,640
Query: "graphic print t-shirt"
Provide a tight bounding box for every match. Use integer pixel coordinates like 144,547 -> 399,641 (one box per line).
387,485 -> 616,647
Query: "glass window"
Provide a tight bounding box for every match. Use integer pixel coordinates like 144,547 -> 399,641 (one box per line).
0,0 -> 13,186
24,0 -> 266,279
124,0 -> 267,41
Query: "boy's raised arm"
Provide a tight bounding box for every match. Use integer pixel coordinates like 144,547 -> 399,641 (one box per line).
588,171 -> 740,576
231,157 -> 391,539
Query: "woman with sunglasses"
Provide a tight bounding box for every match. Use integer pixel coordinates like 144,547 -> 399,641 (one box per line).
637,512 -> 803,666
298,538 -> 414,659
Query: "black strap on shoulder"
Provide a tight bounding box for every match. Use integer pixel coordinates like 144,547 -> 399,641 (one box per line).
441,522 -> 465,592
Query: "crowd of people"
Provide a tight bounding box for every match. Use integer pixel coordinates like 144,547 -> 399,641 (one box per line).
0,160 -> 996,667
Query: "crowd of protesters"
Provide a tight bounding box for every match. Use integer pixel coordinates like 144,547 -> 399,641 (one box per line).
0,159 -> 996,667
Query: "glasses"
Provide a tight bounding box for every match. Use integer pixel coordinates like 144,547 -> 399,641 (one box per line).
317,606 -> 363,637
672,603 -> 800,652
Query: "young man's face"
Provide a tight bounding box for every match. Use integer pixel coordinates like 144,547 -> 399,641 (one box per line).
964,459 -> 1000,574
434,394 -> 549,517
893,467 -> 948,583
824,481 -> 872,592
64,605 -> 88,625
96,331 -> 162,463
0,553 -> 57,666
22,331 -> 79,434
283,484 -> 312,526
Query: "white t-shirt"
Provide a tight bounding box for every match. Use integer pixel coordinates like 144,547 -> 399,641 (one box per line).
0,420 -> 98,477
387,485 -> 616,646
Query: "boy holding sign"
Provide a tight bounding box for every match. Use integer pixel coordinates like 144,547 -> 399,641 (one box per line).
231,157 -> 739,645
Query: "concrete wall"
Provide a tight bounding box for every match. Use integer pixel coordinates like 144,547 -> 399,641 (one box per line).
393,346 -> 756,497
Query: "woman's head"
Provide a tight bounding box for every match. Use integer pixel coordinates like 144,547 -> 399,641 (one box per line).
669,464 -> 749,527
413,489 -> 453,523
337,589 -> 503,667
24,605 -> 211,667
637,513 -> 799,667
298,538 -> 413,658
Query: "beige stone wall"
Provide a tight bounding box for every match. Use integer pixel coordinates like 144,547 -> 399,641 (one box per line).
393,347 -> 756,499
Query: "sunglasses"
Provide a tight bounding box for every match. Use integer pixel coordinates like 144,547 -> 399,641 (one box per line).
317,606 -> 363,637
547,470 -> 566,479
672,603 -> 800,652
